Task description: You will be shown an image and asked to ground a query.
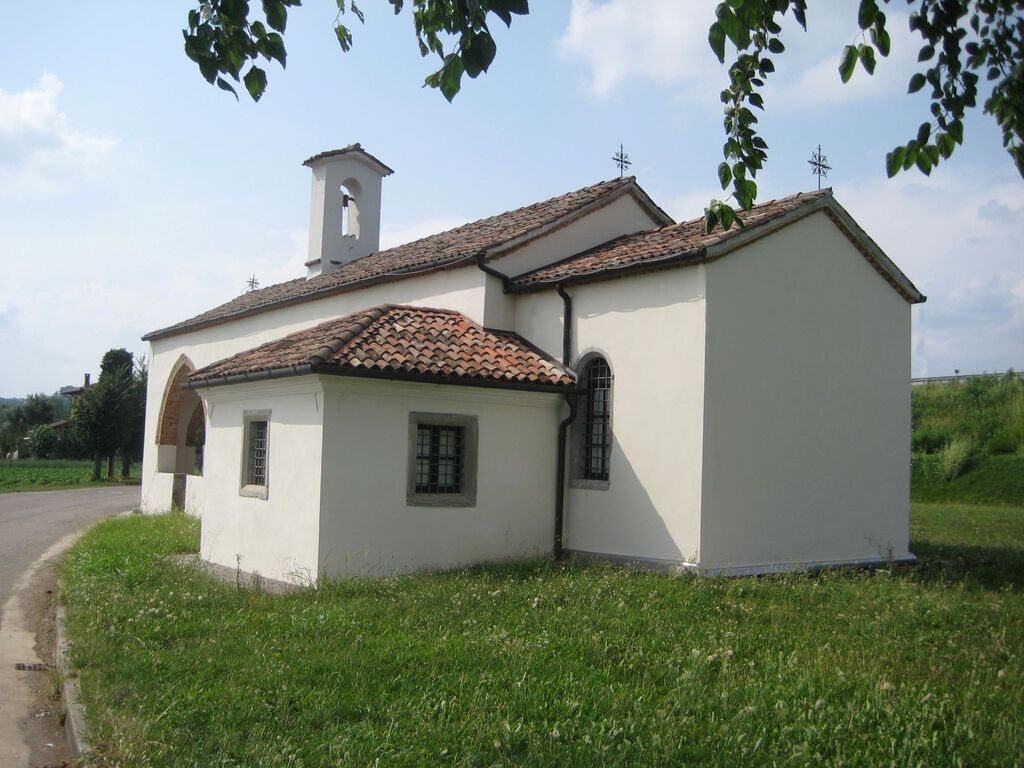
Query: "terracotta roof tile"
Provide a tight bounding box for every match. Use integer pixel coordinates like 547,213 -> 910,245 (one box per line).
511,189 -> 832,289
188,305 -> 576,390
145,177 -> 639,341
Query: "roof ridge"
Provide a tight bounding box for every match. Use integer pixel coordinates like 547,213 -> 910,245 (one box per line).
142,176 -> 659,342
664,188 -> 832,231
353,176 -> 635,259
388,303 -> 463,316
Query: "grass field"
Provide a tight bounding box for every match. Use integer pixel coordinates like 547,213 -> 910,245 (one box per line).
911,373 -> 1024,506
0,458 -> 139,493
61,503 -> 1024,767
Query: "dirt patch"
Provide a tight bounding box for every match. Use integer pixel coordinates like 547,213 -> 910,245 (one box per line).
22,564 -> 70,768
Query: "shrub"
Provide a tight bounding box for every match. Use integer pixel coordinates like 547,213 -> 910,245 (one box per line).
987,430 -> 1018,456
26,424 -> 58,459
939,436 -> 973,481
912,426 -> 951,454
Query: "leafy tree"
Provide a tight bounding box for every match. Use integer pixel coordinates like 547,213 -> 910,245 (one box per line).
118,356 -> 148,478
26,424 -> 59,459
101,348 -> 134,379
21,393 -> 57,428
74,368 -> 131,481
184,0 -> 1022,231
183,0 -> 528,102
0,393 -> 63,453
95,347 -> 138,478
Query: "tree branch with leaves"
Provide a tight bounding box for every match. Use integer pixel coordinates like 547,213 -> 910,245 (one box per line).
706,0 -> 1022,232
182,0 -> 1022,231
183,0 -> 529,102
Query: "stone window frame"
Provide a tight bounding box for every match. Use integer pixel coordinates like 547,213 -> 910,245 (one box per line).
239,409 -> 271,500
406,412 -> 478,507
570,351 -> 614,491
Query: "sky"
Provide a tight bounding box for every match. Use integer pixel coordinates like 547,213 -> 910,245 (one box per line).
1,0 -> 1021,397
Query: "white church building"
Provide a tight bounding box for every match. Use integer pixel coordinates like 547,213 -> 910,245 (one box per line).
140,144 -> 925,583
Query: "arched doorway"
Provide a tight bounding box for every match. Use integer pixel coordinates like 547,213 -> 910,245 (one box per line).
156,356 -> 206,508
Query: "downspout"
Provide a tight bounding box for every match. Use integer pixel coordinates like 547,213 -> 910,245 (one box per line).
474,252 -> 513,292
554,284 -> 577,560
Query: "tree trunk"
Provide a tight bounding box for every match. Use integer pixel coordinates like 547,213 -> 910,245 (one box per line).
107,454 -> 114,479
92,453 -> 101,481
121,455 -> 131,479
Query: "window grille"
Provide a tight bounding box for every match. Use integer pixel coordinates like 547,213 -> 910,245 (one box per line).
415,425 -> 464,494
246,420 -> 268,487
583,358 -> 612,481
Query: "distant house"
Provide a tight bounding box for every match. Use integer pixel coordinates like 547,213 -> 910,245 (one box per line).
60,374 -> 94,405
140,144 -> 925,583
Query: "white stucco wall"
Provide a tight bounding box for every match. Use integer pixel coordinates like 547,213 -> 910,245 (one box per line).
196,378 -> 325,583
700,211 -> 913,572
141,267 -> 487,512
516,267 -> 708,565
490,194 -> 662,278
317,378 -> 562,578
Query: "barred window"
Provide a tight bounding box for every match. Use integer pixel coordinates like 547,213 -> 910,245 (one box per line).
246,420 -> 268,486
240,411 -> 271,498
407,413 -> 478,507
415,425 -> 464,494
582,357 -> 612,481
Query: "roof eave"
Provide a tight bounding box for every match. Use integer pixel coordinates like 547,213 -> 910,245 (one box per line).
512,193 -> 926,305
484,179 -> 672,262
510,248 -> 707,294
698,194 -> 925,304
186,363 -> 578,394
141,254 -> 475,342
301,147 -> 395,176
818,199 -> 926,304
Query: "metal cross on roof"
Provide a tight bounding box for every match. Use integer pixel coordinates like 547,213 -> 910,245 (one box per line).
612,143 -> 632,178
245,274 -> 260,292
808,144 -> 832,190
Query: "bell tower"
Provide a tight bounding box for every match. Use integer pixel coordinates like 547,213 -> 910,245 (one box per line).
303,143 -> 393,279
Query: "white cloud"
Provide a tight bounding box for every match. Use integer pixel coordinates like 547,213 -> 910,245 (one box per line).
558,0 -> 922,112
0,73 -> 116,196
765,13 -> 919,109
557,0 -> 716,97
838,172 -> 1024,376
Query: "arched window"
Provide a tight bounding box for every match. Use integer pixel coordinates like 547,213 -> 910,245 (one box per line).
582,356 -> 612,481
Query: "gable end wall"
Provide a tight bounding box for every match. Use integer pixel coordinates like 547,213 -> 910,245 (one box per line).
699,211 -> 912,571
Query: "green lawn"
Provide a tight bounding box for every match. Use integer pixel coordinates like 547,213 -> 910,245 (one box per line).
61,503 -> 1024,767
0,458 -> 139,493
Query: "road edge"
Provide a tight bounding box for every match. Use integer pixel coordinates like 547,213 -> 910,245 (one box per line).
55,601 -> 91,757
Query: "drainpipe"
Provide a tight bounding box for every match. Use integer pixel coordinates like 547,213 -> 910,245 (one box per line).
474,252 -> 513,293
554,395 -> 577,560
554,284 -> 577,560
556,285 -> 572,367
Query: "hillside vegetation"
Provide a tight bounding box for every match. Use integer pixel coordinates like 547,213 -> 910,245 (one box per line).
912,372 -> 1024,505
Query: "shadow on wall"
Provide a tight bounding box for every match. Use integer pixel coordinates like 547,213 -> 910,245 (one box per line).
564,434 -> 687,566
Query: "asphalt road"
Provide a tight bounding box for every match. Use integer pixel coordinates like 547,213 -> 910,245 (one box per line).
0,486 -> 139,597
0,485 -> 139,767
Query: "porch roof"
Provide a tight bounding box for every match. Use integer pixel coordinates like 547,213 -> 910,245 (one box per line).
187,304 -> 576,393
